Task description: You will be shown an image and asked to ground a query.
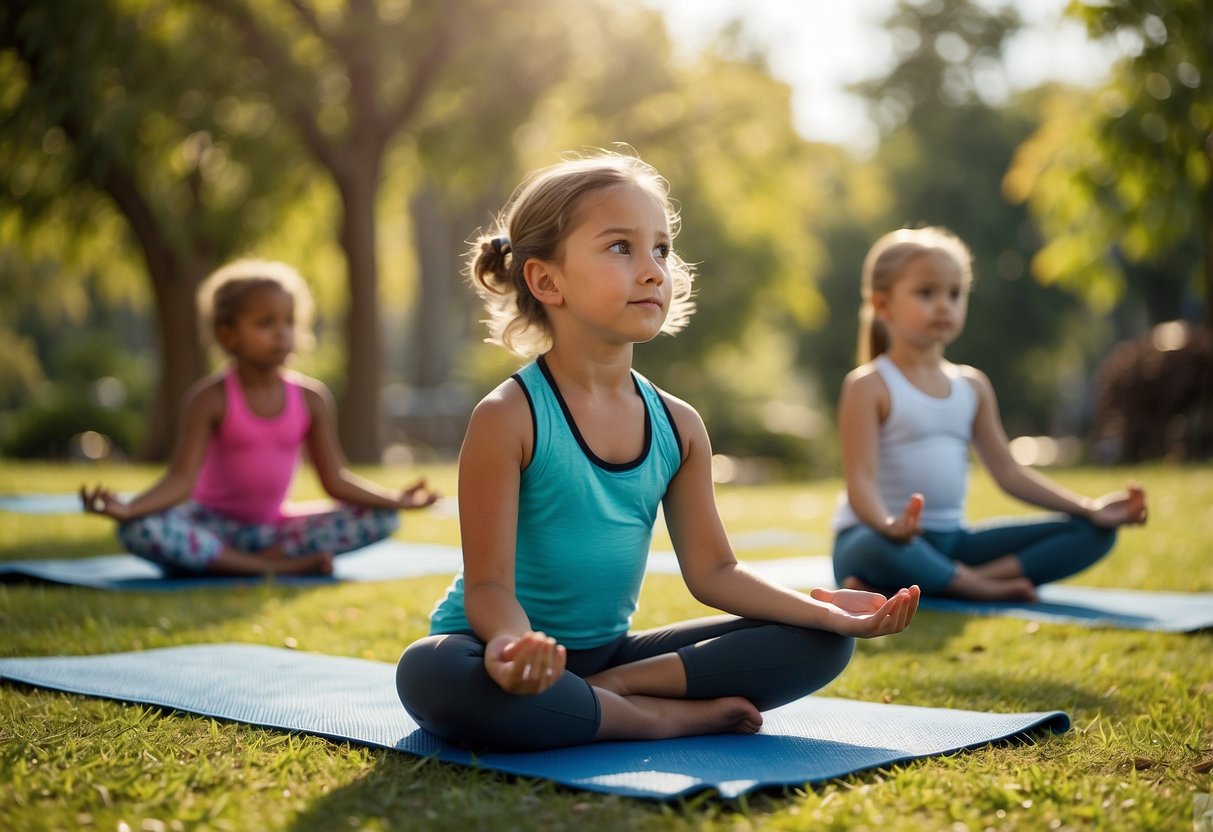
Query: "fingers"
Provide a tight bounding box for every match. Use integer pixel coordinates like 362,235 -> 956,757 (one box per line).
892,585 -> 920,631
905,493 -> 924,523
400,479 -> 440,508
871,585 -> 920,635
80,484 -> 110,514
505,631 -> 564,694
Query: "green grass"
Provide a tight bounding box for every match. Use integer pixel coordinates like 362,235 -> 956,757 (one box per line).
1,461 -> 1210,830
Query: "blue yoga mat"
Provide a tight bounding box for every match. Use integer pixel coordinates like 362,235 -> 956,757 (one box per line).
0,534 -> 822,590
0,540 -> 463,590
916,587 -> 1213,633
4,546 -> 1208,632
765,558 -> 1213,633
0,493 -> 106,514
0,643 -> 1069,800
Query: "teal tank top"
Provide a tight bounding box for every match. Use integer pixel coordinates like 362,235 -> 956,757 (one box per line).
429,357 -> 683,649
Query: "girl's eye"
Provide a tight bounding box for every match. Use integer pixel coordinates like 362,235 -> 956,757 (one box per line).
608,240 -> 631,255
654,244 -> 671,260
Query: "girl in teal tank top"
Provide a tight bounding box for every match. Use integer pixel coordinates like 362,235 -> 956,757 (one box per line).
397,151 -> 922,751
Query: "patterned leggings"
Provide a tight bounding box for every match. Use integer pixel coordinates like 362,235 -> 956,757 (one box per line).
118,500 -> 400,572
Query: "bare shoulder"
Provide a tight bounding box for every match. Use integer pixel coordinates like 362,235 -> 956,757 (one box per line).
185,373 -> 226,416
468,376 -> 533,434
955,364 -> 995,397
654,387 -> 708,452
286,371 -> 333,407
841,361 -> 888,400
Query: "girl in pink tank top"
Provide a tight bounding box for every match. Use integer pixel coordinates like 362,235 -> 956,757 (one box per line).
81,259 -> 438,576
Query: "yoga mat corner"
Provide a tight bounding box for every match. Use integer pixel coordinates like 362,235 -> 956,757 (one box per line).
0,643 -> 1069,800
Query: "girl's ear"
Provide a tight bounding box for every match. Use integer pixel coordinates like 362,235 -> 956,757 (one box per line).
524,258 -> 564,307
215,324 -> 239,354
871,290 -> 892,322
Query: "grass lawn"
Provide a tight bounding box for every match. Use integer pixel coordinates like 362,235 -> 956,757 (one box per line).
1,460 -> 1210,831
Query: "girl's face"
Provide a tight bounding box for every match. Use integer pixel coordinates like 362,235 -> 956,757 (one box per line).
875,252 -> 970,352
217,285 -> 296,369
537,183 -> 674,345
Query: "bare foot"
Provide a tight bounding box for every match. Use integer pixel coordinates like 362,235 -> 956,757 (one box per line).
270,552 -> 334,576
594,691 -> 762,742
206,546 -> 333,577
970,554 -> 1028,580
947,566 -> 1038,602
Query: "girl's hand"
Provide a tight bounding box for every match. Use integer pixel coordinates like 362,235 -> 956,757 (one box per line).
397,478 -> 440,510
809,585 -> 921,638
881,493 -> 924,542
484,631 -> 567,695
80,484 -> 131,522
1088,482 -> 1147,528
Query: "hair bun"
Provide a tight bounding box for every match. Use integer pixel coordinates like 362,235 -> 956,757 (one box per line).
490,236 -> 512,256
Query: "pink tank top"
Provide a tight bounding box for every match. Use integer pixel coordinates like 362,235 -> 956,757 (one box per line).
192,369 -> 311,524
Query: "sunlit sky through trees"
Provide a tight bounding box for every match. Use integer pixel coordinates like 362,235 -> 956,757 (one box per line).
643,0 -> 1130,151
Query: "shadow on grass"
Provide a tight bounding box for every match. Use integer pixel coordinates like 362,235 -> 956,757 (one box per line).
918,670 -> 1117,716
287,753 -> 666,831
0,582 -> 323,658
0,532 -> 119,562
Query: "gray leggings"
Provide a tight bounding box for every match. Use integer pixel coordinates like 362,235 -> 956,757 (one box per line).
396,615 -> 855,751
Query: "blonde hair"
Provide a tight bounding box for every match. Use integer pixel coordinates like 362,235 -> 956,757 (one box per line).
858,226 -> 973,364
196,259 -> 316,354
468,150 -> 696,357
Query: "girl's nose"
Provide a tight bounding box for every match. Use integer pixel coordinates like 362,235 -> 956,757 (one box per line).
641,256 -> 666,283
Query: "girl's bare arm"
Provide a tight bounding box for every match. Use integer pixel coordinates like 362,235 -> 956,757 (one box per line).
301,379 -> 438,509
82,376 -> 222,521
660,393 -> 919,638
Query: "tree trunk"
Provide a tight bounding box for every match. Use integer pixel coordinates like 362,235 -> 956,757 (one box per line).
142,256 -> 209,460
98,164 -> 208,461
409,182 -> 459,389
336,165 -> 383,464
1203,175 -> 1213,333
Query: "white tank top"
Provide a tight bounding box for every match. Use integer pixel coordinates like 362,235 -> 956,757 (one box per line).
833,354 -> 977,532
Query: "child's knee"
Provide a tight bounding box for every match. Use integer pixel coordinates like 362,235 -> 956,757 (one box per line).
378,508 -> 401,533
396,635 -> 476,726
1075,517 -> 1117,556
818,631 -> 856,681
787,626 -> 855,686
358,506 -> 400,540
116,516 -> 165,560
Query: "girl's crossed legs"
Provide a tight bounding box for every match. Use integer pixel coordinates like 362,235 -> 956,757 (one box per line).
118,500 -> 400,574
833,514 -> 1116,598
396,616 -> 855,751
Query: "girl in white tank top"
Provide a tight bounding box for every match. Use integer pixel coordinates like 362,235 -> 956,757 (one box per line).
833,227 -> 1148,601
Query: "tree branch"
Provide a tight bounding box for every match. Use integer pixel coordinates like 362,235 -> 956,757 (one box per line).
193,0 -> 343,174
376,1 -> 462,146
285,0 -> 339,49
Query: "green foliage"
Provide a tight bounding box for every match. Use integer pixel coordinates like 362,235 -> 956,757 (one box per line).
799,0 -> 1090,436
0,462 -> 1209,830
1,389 -> 141,459
1007,0 -> 1211,318
0,0 -> 305,262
